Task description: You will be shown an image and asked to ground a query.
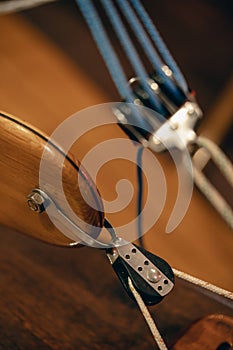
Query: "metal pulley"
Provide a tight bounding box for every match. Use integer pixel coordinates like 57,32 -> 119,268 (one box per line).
114,76 -> 203,153
107,241 -> 174,305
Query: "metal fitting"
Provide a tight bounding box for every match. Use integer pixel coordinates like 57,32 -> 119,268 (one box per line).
27,189 -> 49,213
148,101 -> 202,152
146,268 -> 162,283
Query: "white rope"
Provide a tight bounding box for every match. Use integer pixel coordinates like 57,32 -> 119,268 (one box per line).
196,136 -> 233,187
128,277 -> 168,350
0,0 -> 57,14
173,268 -> 233,300
193,167 -> 233,229
128,269 -> 233,349
193,136 -> 233,229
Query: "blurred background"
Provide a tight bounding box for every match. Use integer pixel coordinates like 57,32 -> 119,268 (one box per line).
0,0 -> 232,288
0,1 -> 232,348
24,0 -> 233,113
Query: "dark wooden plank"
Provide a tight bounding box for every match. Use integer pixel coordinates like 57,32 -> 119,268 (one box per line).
0,227 -> 232,349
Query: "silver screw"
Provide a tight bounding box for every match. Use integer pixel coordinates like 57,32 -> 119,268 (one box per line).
27,190 -> 46,213
185,102 -> 195,116
152,135 -> 161,145
146,268 -> 162,283
170,122 -> 178,130
162,65 -> 172,77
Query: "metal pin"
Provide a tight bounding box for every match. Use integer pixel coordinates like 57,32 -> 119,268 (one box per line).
147,268 -> 162,283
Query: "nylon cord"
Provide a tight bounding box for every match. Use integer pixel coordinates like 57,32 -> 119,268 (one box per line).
193,136 -> 233,229
195,136 -> 233,187
116,0 -> 181,98
128,277 -> 168,350
75,0 -> 134,103
136,146 -> 145,248
128,268 -> 233,349
75,0 -> 162,132
100,0 -> 163,113
130,0 -> 188,93
76,0 -> 185,116
173,268 -> 233,301
193,167 -> 233,229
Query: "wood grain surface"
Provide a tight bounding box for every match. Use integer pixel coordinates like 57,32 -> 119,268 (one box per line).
0,7 -> 232,350
0,10 -> 232,290
0,111 -> 104,246
0,227 -> 232,350
172,314 -> 233,349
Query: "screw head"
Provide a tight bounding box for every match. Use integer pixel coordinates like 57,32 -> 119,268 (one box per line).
146,268 -> 162,283
170,122 -> 178,130
185,102 -> 195,116
27,191 -> 46,213
152,135 -> 161,145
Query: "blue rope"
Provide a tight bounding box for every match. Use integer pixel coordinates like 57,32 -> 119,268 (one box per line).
76,0 -> 188,128
76,0 -> 165,131
75,0 -> 134,103
136,146 -> 144,247
130,0 -> 188,93
101,0 -> 163,113
116,0 -> 181,99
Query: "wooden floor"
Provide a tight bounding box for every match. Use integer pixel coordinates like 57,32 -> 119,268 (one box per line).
0,5 -> 232,349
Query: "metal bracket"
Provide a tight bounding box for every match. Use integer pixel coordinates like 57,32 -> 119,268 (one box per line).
148,101 -> 202,152
26,188 -> 110,248
107,242 -> 174,297
115,73 -> 203,152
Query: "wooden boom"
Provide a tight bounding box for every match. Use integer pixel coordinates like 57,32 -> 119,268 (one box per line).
0,111 -> 104,246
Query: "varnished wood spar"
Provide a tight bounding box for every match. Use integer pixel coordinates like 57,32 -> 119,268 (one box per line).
0,111 -> 104,246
